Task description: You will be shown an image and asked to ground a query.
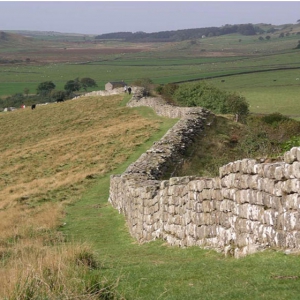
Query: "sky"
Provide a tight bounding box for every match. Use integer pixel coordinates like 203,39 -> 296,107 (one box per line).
0,1 -> 299,35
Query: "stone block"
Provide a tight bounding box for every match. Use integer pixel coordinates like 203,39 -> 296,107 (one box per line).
275,164 -> 285,180
263,210 -> 278,226
239,160 -> 248,174
232,160 -> 242,173
290,162 -> 300,179
196,225 -> 209,239
202,200 -> 212,212
283,193 -> 300,210
284,149 -> 297,164
291,147 -> 300,161
282,179 -> 294,194
274,231 -> 286,247
247,175 -> 259,190
290,179 -> 300,193
236,233 -> 249,247
235,218 -> 248,233
253,163 -> 263,175
200,189 -> 209,200
296,147 -> 300,162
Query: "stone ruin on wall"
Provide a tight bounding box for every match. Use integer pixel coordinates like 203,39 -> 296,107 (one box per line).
108,88 -> 300,258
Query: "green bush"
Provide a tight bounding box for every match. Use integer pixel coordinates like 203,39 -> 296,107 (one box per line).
281,136 -> 300,152
131,78 -> 154,96
172,81 -> 249,118
261,112 -> 289,125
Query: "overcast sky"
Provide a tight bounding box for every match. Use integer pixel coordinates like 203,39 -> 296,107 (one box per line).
0,1 -> 299,35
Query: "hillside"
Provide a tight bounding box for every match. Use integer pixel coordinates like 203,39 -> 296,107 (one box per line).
0,93 -> 178,298
0,31 -> 33,45
94,23 -> 300,42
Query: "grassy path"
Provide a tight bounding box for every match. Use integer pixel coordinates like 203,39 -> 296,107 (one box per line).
61,98 -> 300,300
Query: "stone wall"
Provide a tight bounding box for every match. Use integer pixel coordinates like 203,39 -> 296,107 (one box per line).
108,90 -> 300,257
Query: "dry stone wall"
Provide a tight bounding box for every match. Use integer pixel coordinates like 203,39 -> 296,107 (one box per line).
109,89 -> 300,258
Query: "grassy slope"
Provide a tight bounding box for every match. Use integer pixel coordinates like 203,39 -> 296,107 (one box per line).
0,93 -> 176,298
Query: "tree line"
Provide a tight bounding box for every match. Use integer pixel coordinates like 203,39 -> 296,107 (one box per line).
0,77 -> 97,110
95,24 -> 263,42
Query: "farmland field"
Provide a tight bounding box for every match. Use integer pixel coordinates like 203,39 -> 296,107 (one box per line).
1,29 -> 300,118
206,68 -> 300,119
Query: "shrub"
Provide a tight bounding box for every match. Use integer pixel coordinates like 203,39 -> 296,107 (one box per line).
131,78 -> 154,96
172,81 -> 249,118
50,90 -> 67,102
37,81 -> 56,95
261,112 -> 289,125
281,136 -> 300,152
156,83 -> 179,104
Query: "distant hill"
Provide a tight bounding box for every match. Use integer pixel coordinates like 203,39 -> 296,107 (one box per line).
3,23 -> 299,44
94,23 -> 268,42
3,30 -> 90,37
0,31 -> 33,44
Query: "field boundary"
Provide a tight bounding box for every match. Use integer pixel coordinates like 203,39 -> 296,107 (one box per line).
172,66 -> 300,84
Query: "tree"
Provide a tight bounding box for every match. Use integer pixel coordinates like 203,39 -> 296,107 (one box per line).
265,35 -> 271,40
80,77 -> 98,91
37,81 -> 56,95
23,87 -> 30,97
226,93 -> 249,122
50,90 -> 67,101
237,24 -> 257,36
64,78 -> 81,93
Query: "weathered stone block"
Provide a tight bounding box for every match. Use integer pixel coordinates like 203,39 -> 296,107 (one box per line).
292,162 -> 300,179
263,210 -> 278,227
284,149 -> 296,164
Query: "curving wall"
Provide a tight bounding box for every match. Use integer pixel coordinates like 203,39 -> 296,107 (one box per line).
108,91 -> 300,257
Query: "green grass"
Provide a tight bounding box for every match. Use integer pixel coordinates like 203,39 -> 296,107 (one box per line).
206,69 -> 300,118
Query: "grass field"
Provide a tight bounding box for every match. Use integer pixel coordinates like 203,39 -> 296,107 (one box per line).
206,68 -> 300,119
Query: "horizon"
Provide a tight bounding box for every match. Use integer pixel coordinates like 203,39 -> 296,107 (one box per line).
0,1 -> 299,35
3,21 -> 298,37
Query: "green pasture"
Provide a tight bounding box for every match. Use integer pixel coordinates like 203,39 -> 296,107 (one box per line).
1,31 -> 300,120
206,69 -> 300,119
193,32 -> 300,53
87,56 -> 246,66
0,62 -> 245,96
1,50 -> 300,98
